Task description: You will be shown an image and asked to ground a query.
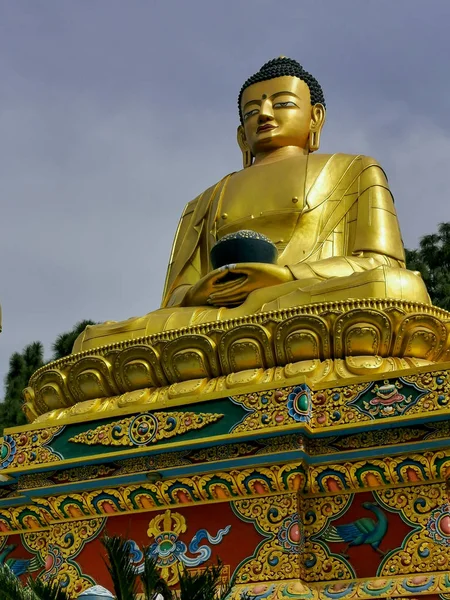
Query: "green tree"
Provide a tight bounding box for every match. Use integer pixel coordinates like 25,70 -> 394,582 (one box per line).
0,563 -> 68,599
405,222 -> 450,311
0,342 -> 44,431
0,321 -> 95,433
52,320 -> 95,360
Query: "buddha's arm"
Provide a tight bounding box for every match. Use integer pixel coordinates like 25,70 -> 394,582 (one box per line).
161,200 -> 204,308
288,157 -> 406,282
161,178 -> 230,308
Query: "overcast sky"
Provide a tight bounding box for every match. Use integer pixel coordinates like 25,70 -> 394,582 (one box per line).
1,0 -> 450,388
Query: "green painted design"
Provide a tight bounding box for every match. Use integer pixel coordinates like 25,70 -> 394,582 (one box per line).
348,378 -> 427,419
47,397 -> 250,460
69,411 -> 224,447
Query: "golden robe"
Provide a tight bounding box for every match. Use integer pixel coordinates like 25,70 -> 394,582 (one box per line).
74,153 -> 429,352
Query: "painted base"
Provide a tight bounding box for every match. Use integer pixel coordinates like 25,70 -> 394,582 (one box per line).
0,364 -> 449,598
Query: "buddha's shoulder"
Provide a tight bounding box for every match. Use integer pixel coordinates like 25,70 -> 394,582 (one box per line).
311,153 -> 383,169
309,154 -> 389,193
180,174 -> 233,220
180,184 -> 218,215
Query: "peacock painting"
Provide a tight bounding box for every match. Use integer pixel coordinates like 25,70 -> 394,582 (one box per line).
0,543 -> 42,577
321,502 -> 389,558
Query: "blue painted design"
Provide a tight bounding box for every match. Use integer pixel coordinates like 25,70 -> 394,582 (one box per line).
42,544 -> 65,582
316,469 -> 349,493
133,523 -> 231,572
401,575 -> 434,592
125,540 -> 143,563
0,541 -> 42,577
426,503 -> 450,546
277,513 -> 302,553
0,435 -> 16,470
279,582 -> 315,599
303,554 -> 316,568
287,384 -> 312,423
183,526 -> 231,565
321,502 -> 388,555
361,578 -> 394,596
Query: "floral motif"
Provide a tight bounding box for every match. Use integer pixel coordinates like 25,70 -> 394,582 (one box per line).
277,513 -> 303,553
0,435 -> 16,469
42,543 -> 65,581
426,503 -> 450,546
287,384 -> 312,423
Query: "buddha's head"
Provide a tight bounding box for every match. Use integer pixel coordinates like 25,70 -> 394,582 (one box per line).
237,57 -> 326,166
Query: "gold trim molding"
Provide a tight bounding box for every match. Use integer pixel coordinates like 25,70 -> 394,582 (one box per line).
23,299 -> 450,422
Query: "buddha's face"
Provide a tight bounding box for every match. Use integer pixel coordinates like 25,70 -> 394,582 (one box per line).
240,76 -> 321,155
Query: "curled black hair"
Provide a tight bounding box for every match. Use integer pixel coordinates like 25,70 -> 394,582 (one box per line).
238,57 -> 326,122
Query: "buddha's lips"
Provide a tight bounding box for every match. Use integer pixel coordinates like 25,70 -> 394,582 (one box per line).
257,124 -> 277,133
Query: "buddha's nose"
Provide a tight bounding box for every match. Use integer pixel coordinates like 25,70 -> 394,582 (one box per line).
258,99 -> 274,122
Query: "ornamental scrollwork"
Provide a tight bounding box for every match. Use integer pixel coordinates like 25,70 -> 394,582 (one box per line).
69,411 -> 224,447
232,493 -> 300,583
376,484 -> 449,576
1,426 -> 63,470
22,518 -> 105,596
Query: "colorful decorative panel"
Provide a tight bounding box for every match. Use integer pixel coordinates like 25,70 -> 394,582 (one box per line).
0,364 -> 449,598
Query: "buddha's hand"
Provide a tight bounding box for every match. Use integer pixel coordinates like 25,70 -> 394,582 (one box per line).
182,267 -> 246,307
196,263 -> 293,307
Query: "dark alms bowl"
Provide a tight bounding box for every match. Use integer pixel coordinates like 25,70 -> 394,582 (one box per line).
211,230 -> 278,270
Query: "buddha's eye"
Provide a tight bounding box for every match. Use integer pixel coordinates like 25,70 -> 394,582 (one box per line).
273,101 -> 298,108
243,109 -> 259,120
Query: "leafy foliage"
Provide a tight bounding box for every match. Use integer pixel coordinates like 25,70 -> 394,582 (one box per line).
405,222 -> 450,310
178,560 -> 232,600
141,545 -> 173,600
52,320 -> 95,360
0,321 -> 95,433
28,577 -> 69,600
0,341 -> 44,431
0,563 -> 68,600
102,535 -> 138,600
0,533 -> 233,600
0,563 -> 34,600
102,534 -> 232,600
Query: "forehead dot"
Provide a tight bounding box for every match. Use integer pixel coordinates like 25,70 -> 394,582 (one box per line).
262,94 -> 267,99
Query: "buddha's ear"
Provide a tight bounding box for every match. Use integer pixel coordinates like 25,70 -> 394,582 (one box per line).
237,125 -> 254,168
309,103 -> 326,153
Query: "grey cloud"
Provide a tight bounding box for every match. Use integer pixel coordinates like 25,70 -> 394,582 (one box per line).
1,0 -> 449,387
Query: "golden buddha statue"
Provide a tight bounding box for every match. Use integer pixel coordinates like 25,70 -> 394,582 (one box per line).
74,57 -> 429,353
25,58 -> 448,423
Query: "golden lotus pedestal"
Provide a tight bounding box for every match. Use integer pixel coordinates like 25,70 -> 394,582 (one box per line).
0,299 -> 449,598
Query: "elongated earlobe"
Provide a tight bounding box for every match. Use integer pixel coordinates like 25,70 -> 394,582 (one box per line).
309,129 -> 320,152
309,103 -> 326,153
